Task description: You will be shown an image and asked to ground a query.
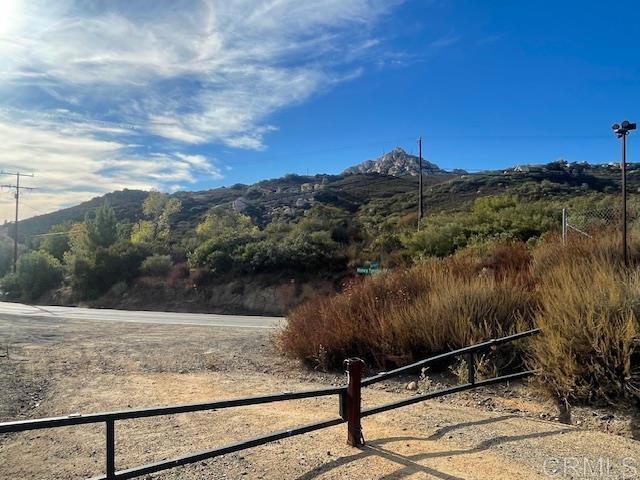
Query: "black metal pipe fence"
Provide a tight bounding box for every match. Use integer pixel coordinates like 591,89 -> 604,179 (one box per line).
0,328 -> 540,479
361,328 -> 540,387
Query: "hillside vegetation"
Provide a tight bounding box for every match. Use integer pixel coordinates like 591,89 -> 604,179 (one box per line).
14,157 -> 640,240
0,157 -> 638,314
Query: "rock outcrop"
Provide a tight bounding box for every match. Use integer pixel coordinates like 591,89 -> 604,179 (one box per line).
343,147 -> 445,176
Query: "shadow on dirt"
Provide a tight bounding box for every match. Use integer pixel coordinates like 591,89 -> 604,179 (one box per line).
296,416 -> 571,480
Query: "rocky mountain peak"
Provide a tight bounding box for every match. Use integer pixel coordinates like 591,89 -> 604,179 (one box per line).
342,147 -> 445,176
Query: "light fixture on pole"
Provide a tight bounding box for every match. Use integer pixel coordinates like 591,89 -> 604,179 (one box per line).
612,120 -> 636,266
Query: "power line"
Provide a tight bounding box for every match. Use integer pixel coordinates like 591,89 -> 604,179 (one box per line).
1,171 -> 36,272
21,202 -> 49,215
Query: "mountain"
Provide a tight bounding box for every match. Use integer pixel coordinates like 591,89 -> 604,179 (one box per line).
14,158 -> 639,241
342,147 -> 447,176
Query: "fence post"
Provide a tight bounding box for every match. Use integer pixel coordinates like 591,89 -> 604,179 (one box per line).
106,419 -> 115,479
344,358 -> 364,447
466,353 -> 475,385
562,208 -> 567,245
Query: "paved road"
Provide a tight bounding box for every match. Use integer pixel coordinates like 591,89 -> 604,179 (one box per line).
0,301 -> 283,329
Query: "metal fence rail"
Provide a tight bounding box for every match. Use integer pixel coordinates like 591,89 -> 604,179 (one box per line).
91,416 -> 347,480
0,386 -> 346,433
0,328 -> 540,479
361,371 -> 532,417
361,328 -> 540,387
0,386 -> 347,480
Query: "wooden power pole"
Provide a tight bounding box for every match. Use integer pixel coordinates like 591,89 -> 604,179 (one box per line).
418,137 -> 423,227
1,171 -> 35,272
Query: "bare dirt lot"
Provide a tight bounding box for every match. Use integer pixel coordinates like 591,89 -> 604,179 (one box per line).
1,313 -> 639,480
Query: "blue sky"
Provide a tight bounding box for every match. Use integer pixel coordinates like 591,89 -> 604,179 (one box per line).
0,1 -> 638,220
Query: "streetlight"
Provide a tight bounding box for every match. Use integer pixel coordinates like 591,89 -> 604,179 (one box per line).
612,120 -> 636,266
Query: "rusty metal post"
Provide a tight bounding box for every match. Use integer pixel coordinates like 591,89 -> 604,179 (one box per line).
344,358 -> 364,447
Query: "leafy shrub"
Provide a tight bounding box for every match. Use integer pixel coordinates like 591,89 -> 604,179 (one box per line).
68,241 -> 149,298
405,222 -> 468,257
0,236 -> 14,277
405,195 -> 557,258
0,273 -> 20,298
140,254 -> 172,277
188,236 -> 251,271
2,251 -> 64,300
188,209 -> 346,275
40,224 -> 71,261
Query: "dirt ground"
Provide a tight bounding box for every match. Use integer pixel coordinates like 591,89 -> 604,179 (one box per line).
0,314 -> 639,480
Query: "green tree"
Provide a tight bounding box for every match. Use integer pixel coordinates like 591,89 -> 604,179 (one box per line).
131,191 -> 182,246
63,206 -> 150,298
195,208 -> 257,240
40,223 -> 71,261
86,203 -> 118,248
188,209 -> 259,272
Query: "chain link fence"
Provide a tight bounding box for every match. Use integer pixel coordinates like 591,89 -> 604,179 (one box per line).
562,205 -> 640,242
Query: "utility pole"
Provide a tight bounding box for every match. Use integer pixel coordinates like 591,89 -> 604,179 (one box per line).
1,171 -> 35,272
622,132 -> 628,266
612,121 -> 636,267
418,136 -> 423,228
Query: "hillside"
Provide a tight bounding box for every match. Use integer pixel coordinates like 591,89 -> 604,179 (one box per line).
15,155 -> 640,241
6,153 -> 640,317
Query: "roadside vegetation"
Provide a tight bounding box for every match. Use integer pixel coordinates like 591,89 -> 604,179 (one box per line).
0,184 -> 623,304
1,160 -> 637,307
0,168 -> 638,408
278,234 -> 640,407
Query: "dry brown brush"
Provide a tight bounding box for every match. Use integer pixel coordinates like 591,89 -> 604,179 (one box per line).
278,236 -> 640,405
529,237 -> 640,403
279,241 -> 534,370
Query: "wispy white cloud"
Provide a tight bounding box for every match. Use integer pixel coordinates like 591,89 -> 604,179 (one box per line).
0,114 -> 218,221
0,0 -> 397,148
428,34 -> 461,49
0,0 -> 399,220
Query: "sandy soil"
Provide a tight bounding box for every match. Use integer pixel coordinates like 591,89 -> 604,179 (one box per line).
0,314 -> 639,480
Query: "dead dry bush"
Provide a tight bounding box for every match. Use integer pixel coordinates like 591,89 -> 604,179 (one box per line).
279,236 -> 640,405
278,247 -> 533,370
529,241 -> 640,404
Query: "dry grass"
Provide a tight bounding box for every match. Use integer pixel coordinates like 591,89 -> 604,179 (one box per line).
278,241 -> 534,370
279,236 -> 640,405
529,237 -> 640,403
